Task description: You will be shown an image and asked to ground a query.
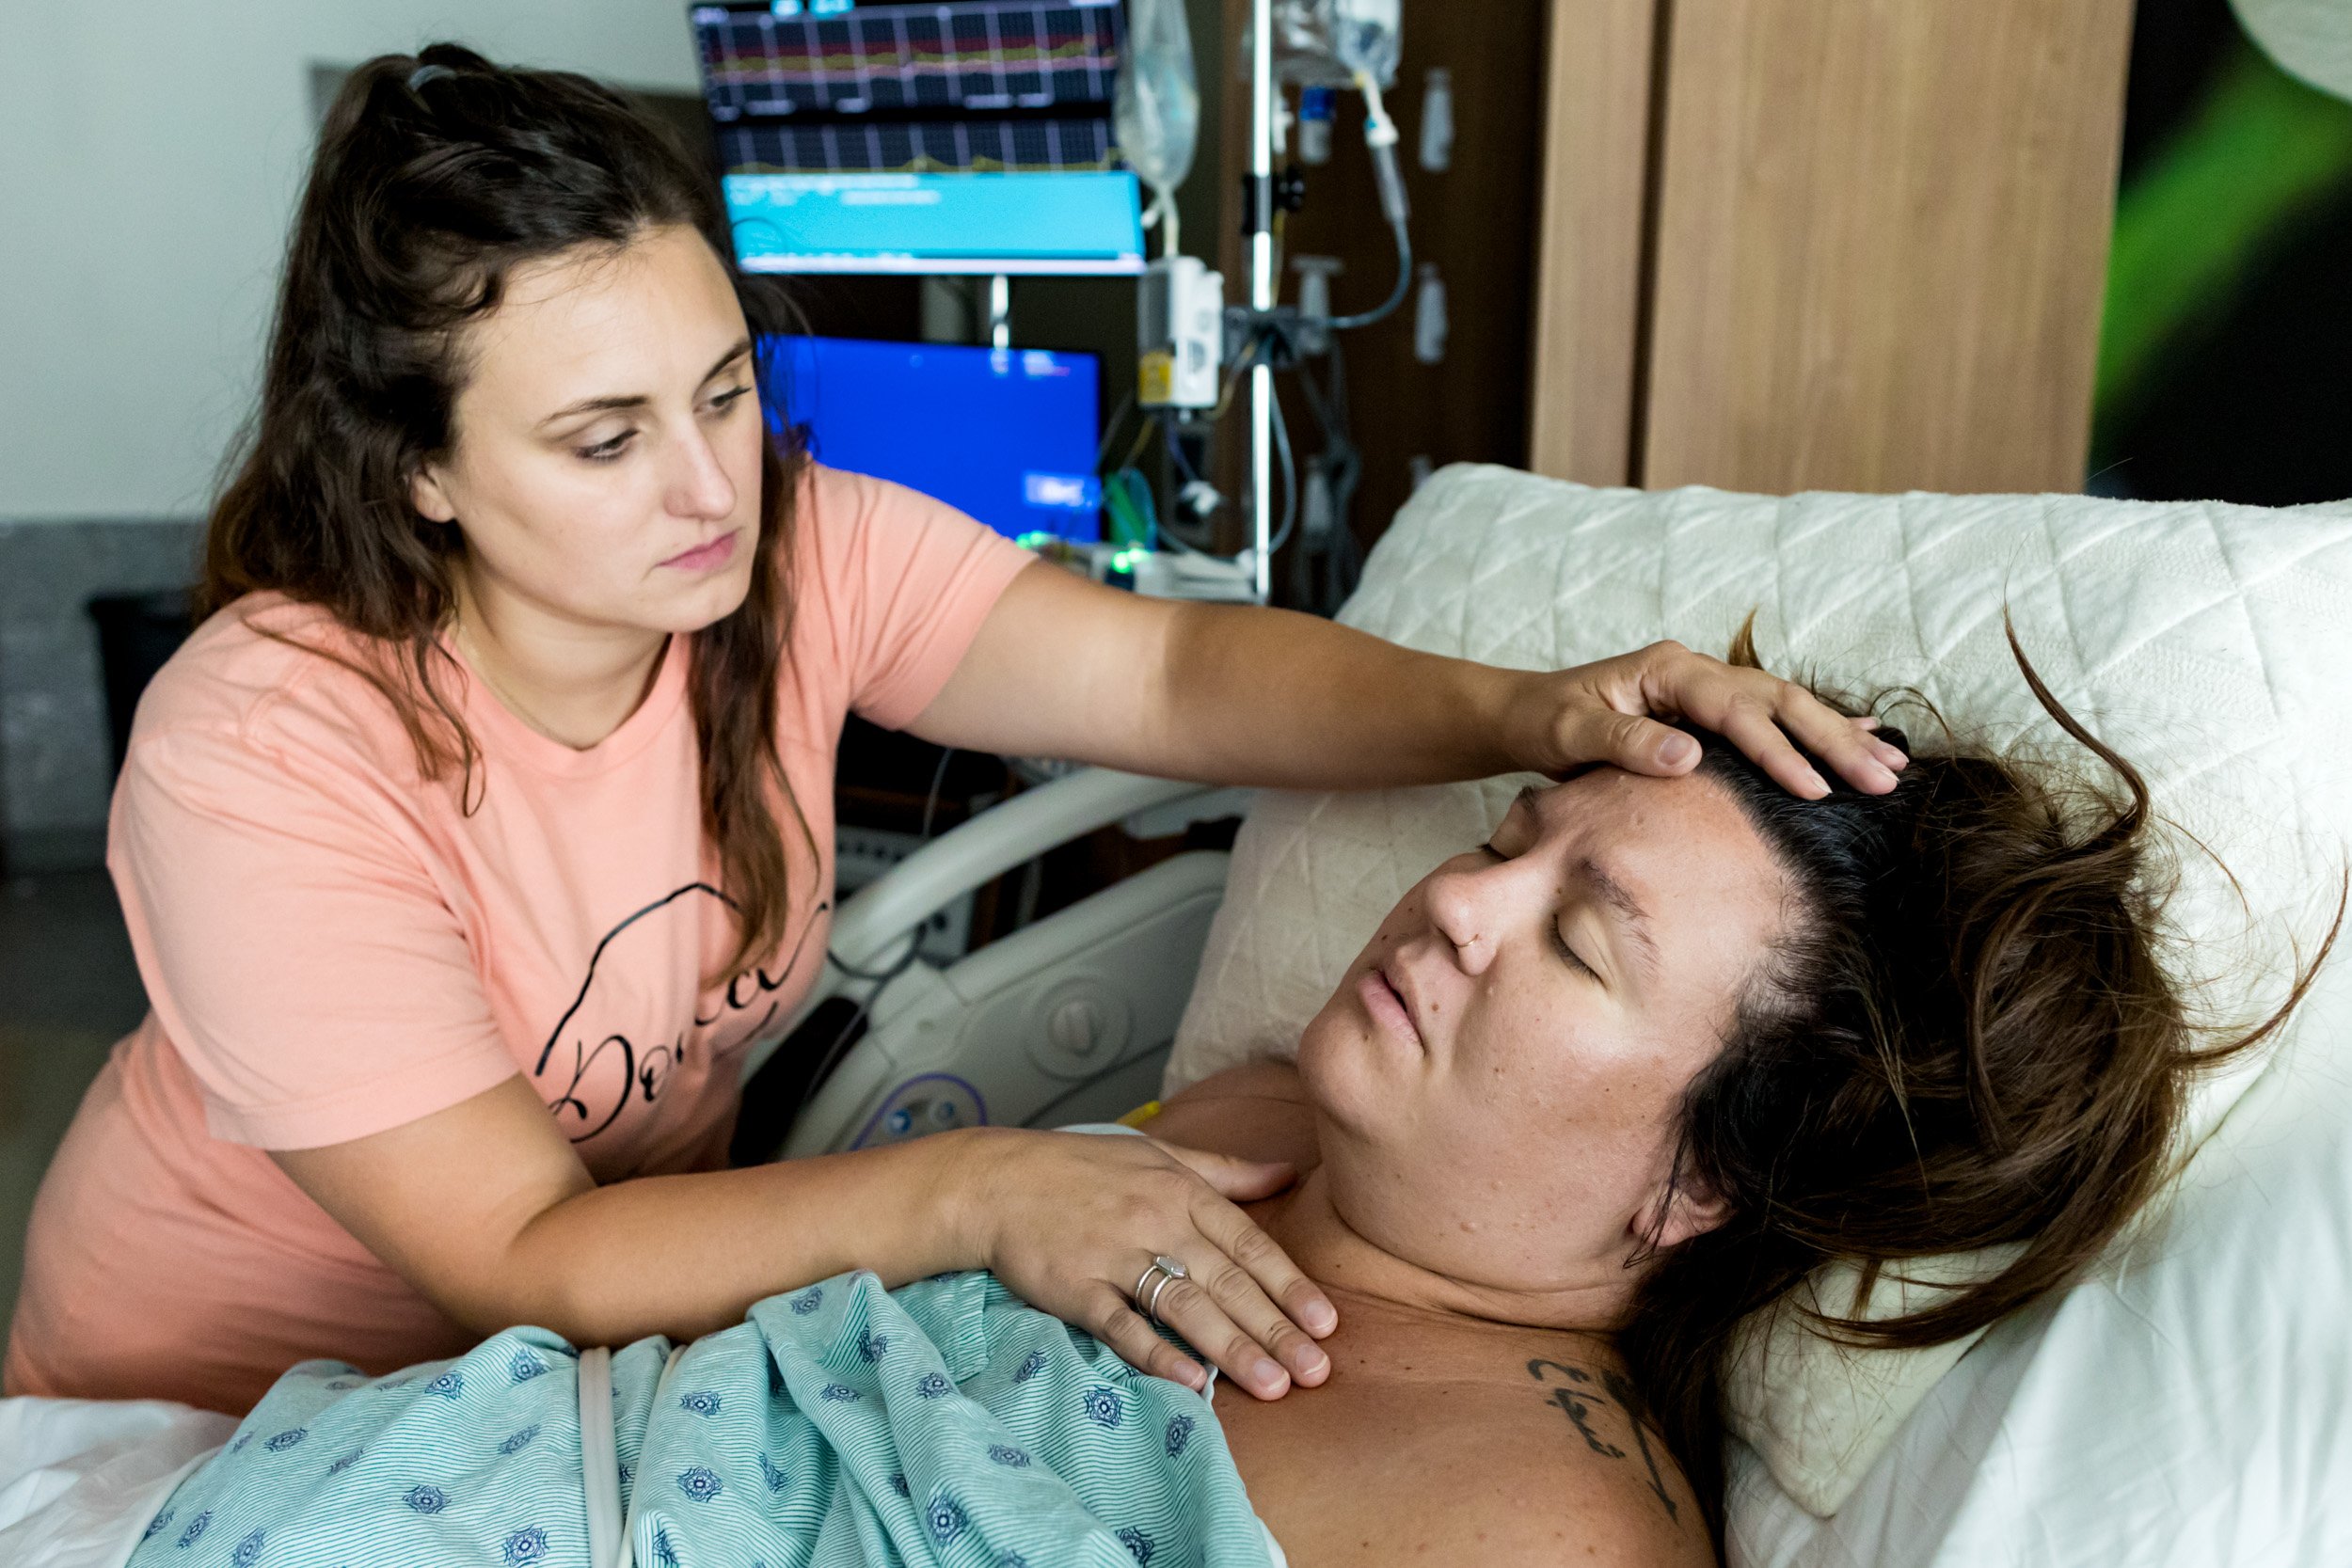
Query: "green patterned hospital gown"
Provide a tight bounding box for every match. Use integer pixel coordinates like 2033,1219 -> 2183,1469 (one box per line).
124,1270 -> 1278,1568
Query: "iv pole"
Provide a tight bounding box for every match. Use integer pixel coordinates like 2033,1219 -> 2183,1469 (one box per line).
1247,0 -> 1276,603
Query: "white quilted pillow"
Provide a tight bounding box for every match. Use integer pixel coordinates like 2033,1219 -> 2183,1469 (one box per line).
1167,466 -> 2352,1514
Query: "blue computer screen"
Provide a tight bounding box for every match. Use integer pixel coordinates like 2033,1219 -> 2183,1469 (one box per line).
691,0 -> 1145,275
761,335 -> 1104,544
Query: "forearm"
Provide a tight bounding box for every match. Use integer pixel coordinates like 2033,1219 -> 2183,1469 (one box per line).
474,1130 -> 995,1346
1146,602 -> 1535,788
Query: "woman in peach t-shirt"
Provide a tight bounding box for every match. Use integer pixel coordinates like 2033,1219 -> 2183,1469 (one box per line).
6,48 -> 1902,1417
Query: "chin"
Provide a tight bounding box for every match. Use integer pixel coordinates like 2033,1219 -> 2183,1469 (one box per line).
1295,1000 -> 1380,1140
658,565 -> 757,634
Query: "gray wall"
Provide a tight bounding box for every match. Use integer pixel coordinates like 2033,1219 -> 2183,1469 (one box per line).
0,2 -> 701,523
0,3 -> 702,868
0,523 -> 203,869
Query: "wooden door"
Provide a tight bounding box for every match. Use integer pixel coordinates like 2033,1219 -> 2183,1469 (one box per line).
1532,0 -> 2137,495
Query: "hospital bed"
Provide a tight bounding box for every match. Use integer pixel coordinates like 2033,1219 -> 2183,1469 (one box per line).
8,467 -> 2351,1567
758,466 -> 2352,1567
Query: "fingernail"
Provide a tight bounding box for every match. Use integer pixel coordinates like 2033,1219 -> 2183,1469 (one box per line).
1660,734 -> 1696,766
1184,1363 -> 1207,1391
1879,744 -> 1909,768
1304,1302 -> 1337,1335
1253,1358 -> 1286,1391
1296,1347 -> 1329,1378
1804,768 -> 1831,797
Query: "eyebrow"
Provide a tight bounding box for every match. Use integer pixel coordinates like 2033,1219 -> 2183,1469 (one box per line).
1578,856 -> 1661,979
536,338 -> 754,428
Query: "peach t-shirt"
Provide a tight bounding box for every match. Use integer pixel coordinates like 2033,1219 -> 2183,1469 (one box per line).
5,465 -> 1031,1414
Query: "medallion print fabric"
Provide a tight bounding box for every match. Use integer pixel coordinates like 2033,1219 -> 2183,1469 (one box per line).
124,1271 -> 1277,1567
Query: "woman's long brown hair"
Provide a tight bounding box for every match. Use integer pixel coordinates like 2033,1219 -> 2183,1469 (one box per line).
1619,622 -> 2343,1544
202,44 -> 811,981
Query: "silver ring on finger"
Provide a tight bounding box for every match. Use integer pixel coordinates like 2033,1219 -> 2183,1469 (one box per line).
1135,1254 -> 1188,1324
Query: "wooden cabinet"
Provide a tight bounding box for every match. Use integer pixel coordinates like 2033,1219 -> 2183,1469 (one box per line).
1534,0 -> 2137,494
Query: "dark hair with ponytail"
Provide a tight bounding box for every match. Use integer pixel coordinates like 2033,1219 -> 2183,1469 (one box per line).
202,43 -> 811,981
1619,622 -> 2342,1543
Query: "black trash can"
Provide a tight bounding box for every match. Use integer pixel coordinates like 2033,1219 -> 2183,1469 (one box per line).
87,590 -> 196,778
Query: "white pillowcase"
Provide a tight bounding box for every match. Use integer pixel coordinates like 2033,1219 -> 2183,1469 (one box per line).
1729,955 -> 2352,1567
1167,466 -> 2352,1514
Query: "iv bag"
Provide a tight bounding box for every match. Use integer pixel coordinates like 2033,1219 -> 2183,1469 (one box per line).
1269,0 -> 1402,88
1114,0 -> 1200,197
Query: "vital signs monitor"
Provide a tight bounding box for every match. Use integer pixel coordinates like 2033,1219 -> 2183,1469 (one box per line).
690,1 -> 1147,275
762,335 -> 1104,543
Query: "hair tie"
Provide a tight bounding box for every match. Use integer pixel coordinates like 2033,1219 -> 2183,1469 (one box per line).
407,63 -> 454,91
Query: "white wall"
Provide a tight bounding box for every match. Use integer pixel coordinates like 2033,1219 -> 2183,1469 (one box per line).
0,3 -> 702,523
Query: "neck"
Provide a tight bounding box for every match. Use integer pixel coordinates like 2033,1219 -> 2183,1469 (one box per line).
1255,1169 -> 1637,1338
453,570 -> 670,751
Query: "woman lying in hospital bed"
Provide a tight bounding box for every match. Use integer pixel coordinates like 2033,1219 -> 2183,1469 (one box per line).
94,645 -> 2321,1568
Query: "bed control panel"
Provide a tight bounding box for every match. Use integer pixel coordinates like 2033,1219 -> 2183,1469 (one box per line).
852,1072 -> 989,1148
784,850 -> 1231,1158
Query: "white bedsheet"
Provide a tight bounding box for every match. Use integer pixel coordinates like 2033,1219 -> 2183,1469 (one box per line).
1728,960 -> 2352,1568
0,1395 -> 232,1567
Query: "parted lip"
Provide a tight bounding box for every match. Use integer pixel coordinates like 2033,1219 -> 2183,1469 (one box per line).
661,531 -> 739,570
1369,953 -> 1427,1050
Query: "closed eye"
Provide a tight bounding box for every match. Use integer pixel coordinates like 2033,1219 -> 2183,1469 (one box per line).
577,429 -> 635,462
1481,843 -> 1598,977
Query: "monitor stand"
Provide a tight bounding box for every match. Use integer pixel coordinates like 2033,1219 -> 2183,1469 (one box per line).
987,274 -> 1011,350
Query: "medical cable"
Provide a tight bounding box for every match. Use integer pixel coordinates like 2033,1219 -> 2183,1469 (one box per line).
808,747 -> 963,1094
1263,379 -> 1300,557
1096,385 -> 1139,469
1152,421 -> 1220,554
1327,73 -> 1414,332
1287,337 -> 1363,609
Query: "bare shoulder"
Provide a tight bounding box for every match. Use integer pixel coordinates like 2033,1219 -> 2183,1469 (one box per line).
1402,1360 -> 1710,1568
1462,1364 -> 1714,1568
1136,1060 -> 1319,1170
1221,1334 -> 1713,1568
1166,1057 -> 1309,1105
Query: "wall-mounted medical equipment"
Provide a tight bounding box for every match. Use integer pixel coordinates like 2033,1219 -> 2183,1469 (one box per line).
1137,254 -> 1226,409
689,0 -> 1146,276
759,334 -> 1104,543
1292,255 -> 1343,325
1271,0 -> 1401,87
1295,84 -> 1337,165
1414,262 -> 1446,365
1418,66 -> 1453,171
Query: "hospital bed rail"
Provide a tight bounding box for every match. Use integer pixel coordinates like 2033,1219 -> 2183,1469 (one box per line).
746,768 -> 1244,1159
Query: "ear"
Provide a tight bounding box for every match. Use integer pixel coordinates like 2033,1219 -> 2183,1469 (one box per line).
409,463 -> 458,524
1635,1174 -> 1731,1255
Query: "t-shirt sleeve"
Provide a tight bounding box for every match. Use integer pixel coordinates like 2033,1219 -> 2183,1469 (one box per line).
795,464 -> 1037,731
110,722 -> 521,1150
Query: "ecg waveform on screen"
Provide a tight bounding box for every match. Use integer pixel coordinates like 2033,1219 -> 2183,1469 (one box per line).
695,2 -> 1120,122
717,117 -> 1118,177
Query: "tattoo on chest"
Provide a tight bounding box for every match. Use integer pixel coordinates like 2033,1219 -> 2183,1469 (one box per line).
1526,1358 -> 1680,1526
534,883 -> 828,1143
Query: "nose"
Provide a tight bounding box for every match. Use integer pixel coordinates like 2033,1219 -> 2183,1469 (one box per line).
665,422 -> 738,522
1422,857 -> 1503,977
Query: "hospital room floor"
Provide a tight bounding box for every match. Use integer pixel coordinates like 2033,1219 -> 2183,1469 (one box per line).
0,870 -> 147,1361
